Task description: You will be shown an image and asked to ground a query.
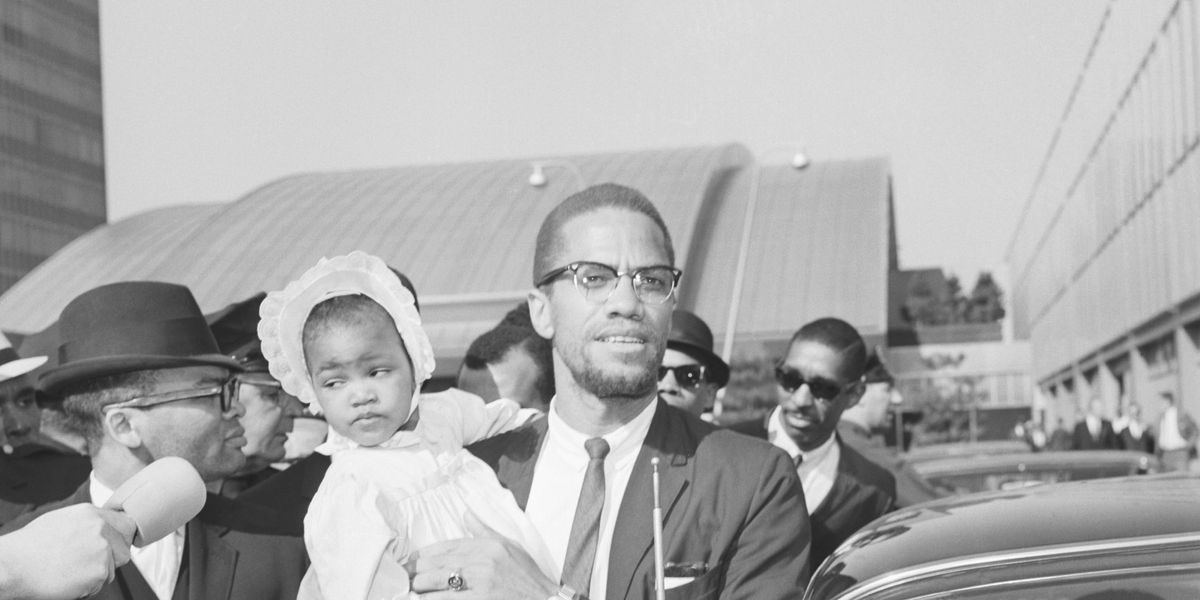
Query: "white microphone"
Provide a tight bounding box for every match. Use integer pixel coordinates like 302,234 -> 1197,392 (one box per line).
103,456 -> 206,547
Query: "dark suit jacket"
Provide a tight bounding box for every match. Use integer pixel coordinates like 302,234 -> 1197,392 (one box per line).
0,442 -> 90,525
1072,419 -> 1119,450
730,418 -> 896,572
237,452 -> 332,536
470,399 -> 811,600
836,421 -> 937,508
3,483 -> 307,600
1118,427 -> 1155,454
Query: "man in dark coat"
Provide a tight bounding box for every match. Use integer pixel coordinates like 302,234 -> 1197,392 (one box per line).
410,185 -> 810,599
2,282 -> 306,599
1072,398 -> 1120,450
731,317 -> 896,573
0,332 -> 90,524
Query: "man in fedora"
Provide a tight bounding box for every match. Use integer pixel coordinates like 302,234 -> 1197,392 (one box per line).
0,331 -> 90,524
3,281 -> 306,600
657,310 -> 729,420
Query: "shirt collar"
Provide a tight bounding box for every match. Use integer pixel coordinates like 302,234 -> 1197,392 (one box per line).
545,395 -> 657,462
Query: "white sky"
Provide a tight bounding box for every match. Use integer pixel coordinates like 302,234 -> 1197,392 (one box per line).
99,0 -> 1109,285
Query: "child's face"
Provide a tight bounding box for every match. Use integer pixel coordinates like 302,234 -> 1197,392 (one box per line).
305,319 -> 415,447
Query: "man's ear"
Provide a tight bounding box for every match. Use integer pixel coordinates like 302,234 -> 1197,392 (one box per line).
527,289 -> 555,340
103,409 -> 143,449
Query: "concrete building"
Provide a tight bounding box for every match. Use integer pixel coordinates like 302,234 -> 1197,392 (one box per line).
0,144 -> 897,392
1007,0 -> 1200,427
0,0 -> 105,294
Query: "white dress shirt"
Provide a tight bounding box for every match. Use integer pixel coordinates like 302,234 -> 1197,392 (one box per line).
1159,407 -> 1188,451
90,473 -> 186,600
766,406 -> 841,515
1086,414 -> 1101,439
525,396 -> 657,600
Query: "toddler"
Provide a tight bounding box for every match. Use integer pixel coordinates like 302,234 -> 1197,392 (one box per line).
258,251 -> 553,599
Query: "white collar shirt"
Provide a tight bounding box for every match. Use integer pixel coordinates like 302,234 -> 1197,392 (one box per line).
90,473 -> 186,600
1159,407 -> 1187,450
526,396 -> 658,600
1086,414 -> 1101,439
767,406 -> 841,515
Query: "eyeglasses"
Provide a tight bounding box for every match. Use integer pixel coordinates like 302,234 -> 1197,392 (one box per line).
774,366 -> 859,401
658,365 -> 708,390
536,261 -> 682,305
103,378 -> 236,413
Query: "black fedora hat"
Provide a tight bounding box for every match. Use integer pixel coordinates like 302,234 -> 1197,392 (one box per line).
667,310 -> 729,388
40,281 -> 242,394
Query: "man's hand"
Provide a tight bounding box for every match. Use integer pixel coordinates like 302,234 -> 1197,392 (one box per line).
409,536 -> 558,600
0,504 -> 137,600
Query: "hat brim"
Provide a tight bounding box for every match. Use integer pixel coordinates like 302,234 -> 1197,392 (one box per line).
0,356 -> 48,383
39,354 -> 243,395
667,341 -> 730,387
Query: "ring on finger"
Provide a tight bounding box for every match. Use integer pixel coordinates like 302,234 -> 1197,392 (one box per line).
448,568 -> 466,592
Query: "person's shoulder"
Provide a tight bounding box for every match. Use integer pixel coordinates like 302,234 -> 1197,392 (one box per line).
199,492 -> 305,537
722,415 -> 769,439
837,439 -> 897,491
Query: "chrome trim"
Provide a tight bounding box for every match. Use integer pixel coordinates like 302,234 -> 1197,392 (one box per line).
899,562 -> 1200,600
821,532 -> 1200,600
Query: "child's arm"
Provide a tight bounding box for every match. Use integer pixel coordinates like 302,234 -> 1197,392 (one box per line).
441,388 -> 537,445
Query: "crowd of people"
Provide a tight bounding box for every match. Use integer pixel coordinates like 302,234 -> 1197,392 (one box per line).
0,182 -> 1190,599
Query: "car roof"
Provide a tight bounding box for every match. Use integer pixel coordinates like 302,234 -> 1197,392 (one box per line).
910,449 -> 1154,477
810,473 -> 1200,600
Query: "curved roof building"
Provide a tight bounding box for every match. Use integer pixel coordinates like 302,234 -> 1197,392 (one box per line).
0,143 -> 895,378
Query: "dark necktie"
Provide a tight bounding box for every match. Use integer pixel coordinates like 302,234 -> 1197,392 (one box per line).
561,437 -> 611,594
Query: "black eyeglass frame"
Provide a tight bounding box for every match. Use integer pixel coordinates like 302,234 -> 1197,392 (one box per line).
773,365 -> 862,401
536,261 -> 682,305
231,375 -> 287,407
103,377 -> 237,413
658,364 -> 709,390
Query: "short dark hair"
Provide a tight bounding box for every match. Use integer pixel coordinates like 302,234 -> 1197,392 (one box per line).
302,295 -> 401,370
790,317 -> 868,381
462,303 -> 555,403
532,183 -> 675,284
59,370 -> 163,450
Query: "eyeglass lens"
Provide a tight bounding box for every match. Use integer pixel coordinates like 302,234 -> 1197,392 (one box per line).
571,262 -> 677,304
658,365 -> 706,389
774,367 -> 844,400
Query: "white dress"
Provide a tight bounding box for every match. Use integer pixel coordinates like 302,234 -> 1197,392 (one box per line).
299,389 -> 553,600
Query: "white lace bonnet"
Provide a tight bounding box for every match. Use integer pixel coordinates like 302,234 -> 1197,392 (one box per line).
257,251 -> 435,416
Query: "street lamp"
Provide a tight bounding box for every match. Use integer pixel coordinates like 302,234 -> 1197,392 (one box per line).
719,144 -> 810,366
528,159 -> 586,191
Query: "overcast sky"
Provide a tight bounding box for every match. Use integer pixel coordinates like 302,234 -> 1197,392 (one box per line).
99,0 -> 1108,284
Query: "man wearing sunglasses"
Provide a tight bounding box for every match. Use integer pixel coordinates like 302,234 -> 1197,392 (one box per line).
428,184 -> 809,600
658,310 -> 728,419
2,282 -> 306,599
731,317 -> 896,573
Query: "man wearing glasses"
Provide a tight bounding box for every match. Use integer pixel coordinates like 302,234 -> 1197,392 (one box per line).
731,317 -> 896,572
414,184 -> 809,600
3,281 -> 306,599
657,310 -> 728,420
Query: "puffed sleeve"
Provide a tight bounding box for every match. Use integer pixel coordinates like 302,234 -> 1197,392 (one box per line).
302,459 -> 408,600
437,388 -> 536,445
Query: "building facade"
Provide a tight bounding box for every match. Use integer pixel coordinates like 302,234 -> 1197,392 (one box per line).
0,0 -> 105,294
1008,0 -> 1200,427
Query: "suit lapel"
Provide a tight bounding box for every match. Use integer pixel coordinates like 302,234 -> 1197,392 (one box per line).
497,416 -> 548,510
607,401 -> 692,600
184,519 -> 237,600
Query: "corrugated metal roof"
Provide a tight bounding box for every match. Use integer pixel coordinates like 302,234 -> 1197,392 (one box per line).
0,145 -> 893,376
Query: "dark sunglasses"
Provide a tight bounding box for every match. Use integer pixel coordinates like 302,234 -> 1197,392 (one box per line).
773,366 -> 857,400
658,365 -> 708,390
